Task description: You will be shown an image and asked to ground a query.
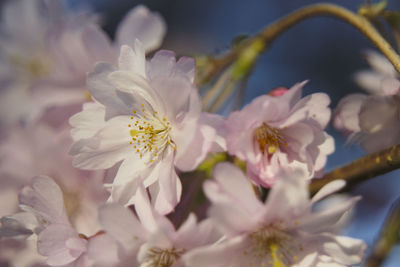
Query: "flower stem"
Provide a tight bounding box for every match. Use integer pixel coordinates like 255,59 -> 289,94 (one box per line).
197,3 -> 400,86
309,144 -> 400,194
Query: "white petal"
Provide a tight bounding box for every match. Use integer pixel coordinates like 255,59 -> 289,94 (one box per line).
311,180 -> 346,204
99,203 -> 146,251
37,224 -> 85,266
70,116 -> 132,169
116,5 -> 166,53
19,176 -> 69,226
322,234 -> 366,265
118,43 -> 146,77
87,62 -> 132,118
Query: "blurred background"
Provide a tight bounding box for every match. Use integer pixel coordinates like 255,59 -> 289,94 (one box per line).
66,0 -> 400,266
5,0 -> 400,265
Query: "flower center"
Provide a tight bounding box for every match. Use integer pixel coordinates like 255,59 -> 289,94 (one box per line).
245,227 -> 300,267
9,54 -> 51,79
254,122 -> 287,154
143,247 -> 185,267
128,104 -> 176,162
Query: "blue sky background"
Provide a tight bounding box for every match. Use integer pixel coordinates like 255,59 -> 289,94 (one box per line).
65,1 -> 400,265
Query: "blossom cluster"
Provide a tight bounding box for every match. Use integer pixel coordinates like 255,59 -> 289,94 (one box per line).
3,0 -> 394,266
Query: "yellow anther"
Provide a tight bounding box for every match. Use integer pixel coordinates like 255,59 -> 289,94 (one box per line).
270,244 -> 286,267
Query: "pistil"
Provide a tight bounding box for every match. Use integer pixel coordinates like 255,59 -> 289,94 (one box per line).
254,122 -> 287,154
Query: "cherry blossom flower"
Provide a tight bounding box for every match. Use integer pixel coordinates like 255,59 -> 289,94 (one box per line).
0,0 -> 166,129
99,182 -> 218,267
0,176 -> 118,267
334,51 -> 400,152
225,81 -> 334,187
0,124 -> 108,234
70,43 -> 222,213
183,163 -> 366,267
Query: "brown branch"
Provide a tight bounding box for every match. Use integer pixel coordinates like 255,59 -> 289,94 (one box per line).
197,3 -> 400,87
365,197 -> 400,267
310,144 -> 400,194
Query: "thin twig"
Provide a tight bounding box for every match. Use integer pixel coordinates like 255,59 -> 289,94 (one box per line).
365,197 -> 400,267
197,3 -> 400,86
309,144 -> 400,194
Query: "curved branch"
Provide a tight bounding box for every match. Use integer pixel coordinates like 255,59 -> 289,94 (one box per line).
365,197 -> 400,267
309,144 -> 400,194
197,3 -> 400,86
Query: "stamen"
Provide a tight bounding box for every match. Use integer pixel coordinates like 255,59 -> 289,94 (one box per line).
245,226 -> 301,267
254,122 -> 287,155
143,247 -> 185,267
128,106 -> 175,163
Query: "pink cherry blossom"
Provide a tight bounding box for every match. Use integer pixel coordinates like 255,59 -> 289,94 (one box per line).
0,0 -> 166,129
0,176 -> 118,267
99,182 -> 218,267
334,51 -> 400,152
183,163 -> 366,267
225,81 -> 334,187
0,124 -> 108,234
70,43 -> 223,214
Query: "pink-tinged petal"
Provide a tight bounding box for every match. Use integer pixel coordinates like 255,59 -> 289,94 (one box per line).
297,196 -> 361,233
174,214 -> 219,249
207,202 -> 257,237
176,57 -> 196,83
108,175 -> 141,206
311,180 -> 346,204
118,43 -> 146,77
295,252 -> 318,267
38,224 -> 86,266
354,70 -> 385,95
149,76 -> 198,122
2,0 -> 47,46
70,116 -> 132,169
174,123 -> 215,171
147,50 -> 196,83
134,183 -> 159,233
263,167 -> 309,222
108,70 -> 161,110
278,80 -> 306,108
81,24 -> 115,65
69,102 -> 106,141
87,62 -> 132,118
30,83 -> 86,110
147,50 -> 176,79
364,50 -> 397,77
287,92 -> 331,128
182,235 -> 249,267
280,122 -> 315,162
322,234 -> 366,265
358,95 -> 400,152
381,77 -> 400,95
334,94 -> 366,133
199,112 -> 227,152
86,233 -> 120,267
19,176 -> 69,226
313,132 -> 335,174
116,5 -> 166,53
99,203 -> 146,251
207,163 -> 263,215
151,149 -> 182,214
